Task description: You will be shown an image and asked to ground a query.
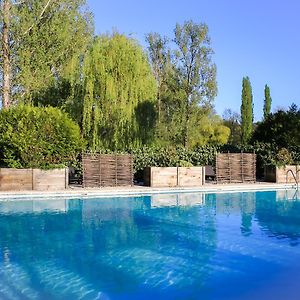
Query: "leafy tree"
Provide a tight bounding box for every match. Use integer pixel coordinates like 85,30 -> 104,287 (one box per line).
222,108 -> 241,144
80,33 -> 157,150
1,0 -> 11,107
240,76 -> 253,144
0,105 -> 84,168
263,84 -> 272,120
173,20 -> 217,147
146,21 -> 219,148
0,0 -> 93,106
190,111 -> 230,146
145,32 -> 170,124
252,103 -> 300,148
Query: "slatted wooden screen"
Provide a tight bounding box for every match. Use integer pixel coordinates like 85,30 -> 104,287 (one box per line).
216,153 -> 256,183
82,154 -> 133,187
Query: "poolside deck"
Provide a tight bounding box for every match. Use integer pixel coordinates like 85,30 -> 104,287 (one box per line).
0,182 -> 297,200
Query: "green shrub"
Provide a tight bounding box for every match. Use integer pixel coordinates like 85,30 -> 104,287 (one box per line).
252,104 -> 300,148
130,143 -> 300,180
131,146 -> 215,173
276,148 -> 293,166
0,105 -> 85,169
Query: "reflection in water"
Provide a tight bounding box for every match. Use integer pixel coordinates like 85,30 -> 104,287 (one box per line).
256,190 -> 300,244
0,190 -> 299,299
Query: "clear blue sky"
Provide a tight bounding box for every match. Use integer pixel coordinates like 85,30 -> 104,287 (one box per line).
87,0 -> 300,120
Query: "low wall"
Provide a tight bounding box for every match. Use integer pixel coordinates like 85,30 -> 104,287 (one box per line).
0,168 -> 68,191
264,165 -> 300,183
144,167 -> 205,187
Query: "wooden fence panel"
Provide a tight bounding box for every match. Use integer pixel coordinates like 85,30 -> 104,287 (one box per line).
216,153 -> 256,183
82,154 -> 100,187
82,154 -> 133,187
117,155 -> 134,186
215,154 -> 231,183
100,155 -> 117,187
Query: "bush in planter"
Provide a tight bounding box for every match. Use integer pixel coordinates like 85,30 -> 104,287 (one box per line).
130,143 -> 299,180
275,148 -> 293,167
0,105 -> 85,169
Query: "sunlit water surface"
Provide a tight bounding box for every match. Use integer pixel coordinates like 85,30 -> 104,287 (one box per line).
0,189 -> 300,299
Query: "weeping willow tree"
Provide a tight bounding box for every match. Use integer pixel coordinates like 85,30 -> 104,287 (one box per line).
0,0 -> 93,106
81,33 -> 157,150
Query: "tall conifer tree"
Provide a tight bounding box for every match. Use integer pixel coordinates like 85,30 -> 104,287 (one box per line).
240,76 -> 253,144
263,84 -> 272,120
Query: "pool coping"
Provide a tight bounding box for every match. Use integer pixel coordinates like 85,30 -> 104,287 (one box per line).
0,183 -> 297,200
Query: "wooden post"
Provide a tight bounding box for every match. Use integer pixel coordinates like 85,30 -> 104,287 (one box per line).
99,154 -> 101,187
65,167 -> 69,189
32,168 -> 35,190
202,166 -> 206,185
115,154 -> 118,186
131,154 -> 134,186
228,152 -> 231,183
241,151 -> 244,182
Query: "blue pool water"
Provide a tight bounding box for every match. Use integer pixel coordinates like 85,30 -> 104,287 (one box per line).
0,189 -> 300,299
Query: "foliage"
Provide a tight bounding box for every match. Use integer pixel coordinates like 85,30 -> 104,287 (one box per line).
240,76 -> 253,144
145,32 -> 170,124
263,84 -> 272,120
252,104 -> 300,149
131,145 -> 217,174
0,0 -> 93,105
276,148 -> 293,166
146,21 -> 224,148
222,108 -> 241,144
187,109 -> 230,147
173,20 -> 217,147
78,33 -> 157,150
0,105 -> 85,169
131,143 -> 300,179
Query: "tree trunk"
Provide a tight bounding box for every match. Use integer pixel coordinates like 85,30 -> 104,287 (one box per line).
2,0 -> 11,108
157,88 -> 161,124
183,98 -> 190,148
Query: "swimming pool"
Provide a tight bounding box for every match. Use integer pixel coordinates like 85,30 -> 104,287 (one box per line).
0,189 -> 299,299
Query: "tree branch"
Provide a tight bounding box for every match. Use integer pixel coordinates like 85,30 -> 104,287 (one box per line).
23,0 -> 53,35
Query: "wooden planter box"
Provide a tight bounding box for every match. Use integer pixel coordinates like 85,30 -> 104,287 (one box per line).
144,167 -> 205,187
0,168 -> 69,191
264,165 -> 300,183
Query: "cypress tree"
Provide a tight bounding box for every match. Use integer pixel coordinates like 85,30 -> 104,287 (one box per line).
263,84 -> 272,120
240,76 -> 253,144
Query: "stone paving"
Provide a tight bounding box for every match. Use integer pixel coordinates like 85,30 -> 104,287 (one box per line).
0,182 -> 296,200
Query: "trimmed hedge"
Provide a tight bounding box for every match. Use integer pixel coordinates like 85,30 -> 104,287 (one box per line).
0,105 -> 85,169
130,143 -> 300,179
